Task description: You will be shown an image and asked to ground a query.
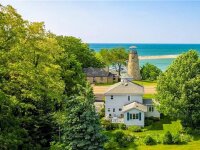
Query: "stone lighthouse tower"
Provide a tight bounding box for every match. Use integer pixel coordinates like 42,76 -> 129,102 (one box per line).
127,46 -> 141,80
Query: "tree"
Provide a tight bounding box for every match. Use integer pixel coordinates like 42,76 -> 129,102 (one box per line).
56,36 -> 103,68
99,47 -> 128,75
156,50 -> 200,128
62,84 -> 106,150
140,63 -> 162,81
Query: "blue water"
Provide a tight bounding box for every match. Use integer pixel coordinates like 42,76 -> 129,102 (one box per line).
89,43 -> 200,70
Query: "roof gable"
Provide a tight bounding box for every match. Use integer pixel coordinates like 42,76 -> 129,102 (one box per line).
104,81 -> 144,95
123,101 -> 147,112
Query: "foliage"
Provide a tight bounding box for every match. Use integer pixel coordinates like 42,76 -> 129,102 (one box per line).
144,135 -> 157,145
172,133 -> 181,144
62,84 -> 106,150
99,48 -> 128,75
128,126 -> 142,132
119,123 -> 127,130
140,63 -> 162,81
56,36 -> 104,68
156,50 -> 200,129
114,131 -> 134,147
163,131 -> 173,144
104,140 -> 118,150
99,107 -> 105,119
0,4 -> 105,149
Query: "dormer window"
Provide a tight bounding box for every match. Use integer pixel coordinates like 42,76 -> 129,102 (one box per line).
111,95 -> 113,99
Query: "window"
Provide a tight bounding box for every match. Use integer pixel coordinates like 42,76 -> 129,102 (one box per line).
133,114 -> 136,119
128,96 -> 130,101
130,113 -> 133,119
139,112 -> 141,121
136,114 -> 139,119
127,112 -> 130,121
113,108 -> 115,112
111,95 -> 113,99
120,114 -> 124,118
108,108 -> 110,112
148,106 -> 154,112
109,114 -> 111,117
119,108 -> 122,111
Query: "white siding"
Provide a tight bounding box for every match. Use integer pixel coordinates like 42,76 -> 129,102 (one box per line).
145,105 -> 160,118
105,95 -> 143,118
124,109 -> 145,127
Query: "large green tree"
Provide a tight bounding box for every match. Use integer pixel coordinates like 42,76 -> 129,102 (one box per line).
56,36 -> 103,68
156,50 -> 200,128
62,84 -> 105,150
0,4 -> 105,149
140,63 -> 162,81
99,47 -> 128,75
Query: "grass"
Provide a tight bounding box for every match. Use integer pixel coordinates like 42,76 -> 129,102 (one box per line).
143,94 -> 155,99
103,118 -> 200,150
133,80 -> 157,86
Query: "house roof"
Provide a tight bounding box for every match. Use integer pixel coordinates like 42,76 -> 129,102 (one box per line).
94,94 -> 104,102
123,101 -> 147,112
83,67 -> 113,77
143,99 -> 153,105
104,81 -> 144,95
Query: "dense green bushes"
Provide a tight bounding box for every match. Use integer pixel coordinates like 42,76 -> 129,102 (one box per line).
144,135 -> 157,145
163,131 -> 173,144
128,126 -> 142,132
101,120 -> 127,130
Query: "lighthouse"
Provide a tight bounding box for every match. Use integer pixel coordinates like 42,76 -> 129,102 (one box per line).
127,46 -> 141,80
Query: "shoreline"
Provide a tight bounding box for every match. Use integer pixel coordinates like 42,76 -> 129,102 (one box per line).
139,55 -> 178,60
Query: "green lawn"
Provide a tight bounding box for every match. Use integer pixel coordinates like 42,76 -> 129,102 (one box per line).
143,94 -> 155,99
133,80 -> 157,86
103,119 -> 200,150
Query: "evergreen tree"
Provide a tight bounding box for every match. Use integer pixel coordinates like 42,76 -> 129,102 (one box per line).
62,84 -> 106,150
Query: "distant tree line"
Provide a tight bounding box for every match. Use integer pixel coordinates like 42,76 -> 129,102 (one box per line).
0,4 -> 105,149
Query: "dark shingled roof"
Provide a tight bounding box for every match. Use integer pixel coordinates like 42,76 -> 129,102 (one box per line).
83,67 -> 113,77
143,99 -> 153,105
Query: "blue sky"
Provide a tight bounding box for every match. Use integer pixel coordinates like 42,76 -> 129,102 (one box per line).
1,0 -> 200,43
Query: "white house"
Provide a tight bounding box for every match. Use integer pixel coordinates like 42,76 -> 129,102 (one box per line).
104,80 -> 160,127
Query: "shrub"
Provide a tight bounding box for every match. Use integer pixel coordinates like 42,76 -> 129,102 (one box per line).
173,133 -> 181,144
163,131 -> 173,144
99,107 -> 105,118
101,119 -> 112,130
181,134 -> 192,143
114,131 -> 134,147
111,123 -> 119,130
128,126 -> 142,132
144,135 -> 157,145
104,140 -> 118,150
119,123 -> 127,130
145,119 -> 154,126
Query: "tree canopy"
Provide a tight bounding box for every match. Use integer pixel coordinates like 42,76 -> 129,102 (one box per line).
140,63 -> 162,81
0,4 -> 105,149
99,47 -> 128,75
156,50 -> 200,128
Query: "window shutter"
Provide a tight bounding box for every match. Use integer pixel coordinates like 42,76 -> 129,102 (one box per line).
139,112 -> 141,121
127,112 -> 129,121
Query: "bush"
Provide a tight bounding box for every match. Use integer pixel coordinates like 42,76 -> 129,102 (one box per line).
163,131 -> 173,144
101,119 -> 112,130
99,107 -> 105,118
144,135 -> 157,145
173,133 -> 181,144
128,126 -> 142,132
145,119 -> 154,126
104,140 -> 118,150
114,131 -> 134,147
119,123 -> 127,130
